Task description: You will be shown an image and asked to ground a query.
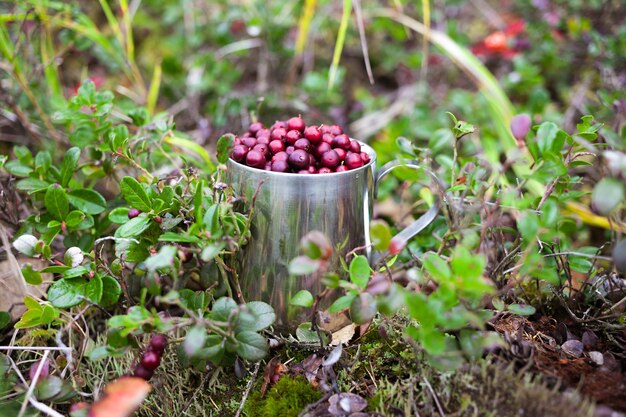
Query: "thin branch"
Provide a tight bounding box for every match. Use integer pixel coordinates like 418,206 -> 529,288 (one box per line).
234,362 -> 260,417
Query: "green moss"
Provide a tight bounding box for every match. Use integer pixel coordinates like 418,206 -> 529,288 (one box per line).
244,376 -> 322,417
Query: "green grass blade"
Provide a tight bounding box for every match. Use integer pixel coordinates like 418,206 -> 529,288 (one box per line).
328,0 -> 352,89
295,0 -> 317,56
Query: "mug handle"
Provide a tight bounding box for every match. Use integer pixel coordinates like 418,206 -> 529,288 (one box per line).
373,160 -> 444,257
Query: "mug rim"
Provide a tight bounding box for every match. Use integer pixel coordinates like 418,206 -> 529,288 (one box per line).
227,140 -> 377,177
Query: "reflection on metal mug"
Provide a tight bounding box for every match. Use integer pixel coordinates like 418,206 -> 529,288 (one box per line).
226,141 -> 441,332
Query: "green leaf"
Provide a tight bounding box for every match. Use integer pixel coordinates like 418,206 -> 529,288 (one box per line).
349,255 -> 370,288
62,266 -> 88,279
45,185 -> 69,221
144,245 -> 177,272
184,326 -> 207,357
0,311 -> 10,329
16,178 -> 50,192
243,302 -> 275,331
67,189 -> 107,214
591,178 -> 624,216
85,275 -> 103,304
210,297 -> 237,322
290,290 -> 314,308
423,254 -> 452,281
60,147 -> 80,187
159,232 -> 201,243
203,204 -> 219,235
288,256 -> 320,275
108,207 -> 130,224
48,278 -> 89,308
535,122 -> 559,155
198,335 -> 225,365
200,243 -> 225,262
100,276 -> 121,307
370,220 -> 392,251
65,211 -> 86,227
350,293 -> 377,324
216,134 -> 235,164
235,331 -> 268,361
450,246 -> 485,281
419,327 -> 446,355
5,160 -> 32,176
21,264 -> 43,285
120,177 -> 152,211
517,212 -> 539,242
115,216 -> 151,238
328,294 -> 355,314
508,304 -> 536,316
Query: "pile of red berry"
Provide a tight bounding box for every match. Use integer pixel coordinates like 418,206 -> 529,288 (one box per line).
229,117 -> 371,174
132,334 -> 167,381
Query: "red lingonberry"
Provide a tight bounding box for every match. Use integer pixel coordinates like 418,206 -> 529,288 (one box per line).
271,128 -> 287,141
304,126 -> 322,143
141,351 -> 161,370
128,208 -> 141,219
288,150 -> 310,170
150,334 -> 168,354
287,116 -> 306,132
345,152 -> 364,169
249,122 -> 263,135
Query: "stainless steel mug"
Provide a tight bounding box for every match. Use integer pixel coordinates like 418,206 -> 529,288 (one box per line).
226,141 -> 440,331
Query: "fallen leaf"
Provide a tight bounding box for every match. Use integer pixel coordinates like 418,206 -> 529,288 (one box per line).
89,377 -> 151,417
330,324 -> 355,346
328,393 -> 367,416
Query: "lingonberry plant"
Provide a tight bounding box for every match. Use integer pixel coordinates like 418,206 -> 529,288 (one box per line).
5,80 -> 276,376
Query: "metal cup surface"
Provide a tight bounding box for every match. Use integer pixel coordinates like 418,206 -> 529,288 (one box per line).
226,143 -> 377,332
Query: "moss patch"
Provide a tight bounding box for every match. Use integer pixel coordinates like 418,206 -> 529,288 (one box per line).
244,375 -> 322,417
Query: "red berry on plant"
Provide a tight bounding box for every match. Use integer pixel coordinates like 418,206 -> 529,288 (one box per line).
388,236 -> 406,255
287,116 -> 306,132
141,351 -> 161,370
153,216 -> 163,224
288,150 -> 310,170
345,152 -> 364,169
150,334 -> 168,354
128,208 -> 141,219
133,365 -> 154,380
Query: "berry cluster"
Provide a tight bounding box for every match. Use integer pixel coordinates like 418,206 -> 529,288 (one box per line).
132,334 -> 167,381
229,117 -> 371,174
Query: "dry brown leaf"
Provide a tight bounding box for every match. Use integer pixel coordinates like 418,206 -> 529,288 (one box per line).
330,323 -> 356,346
